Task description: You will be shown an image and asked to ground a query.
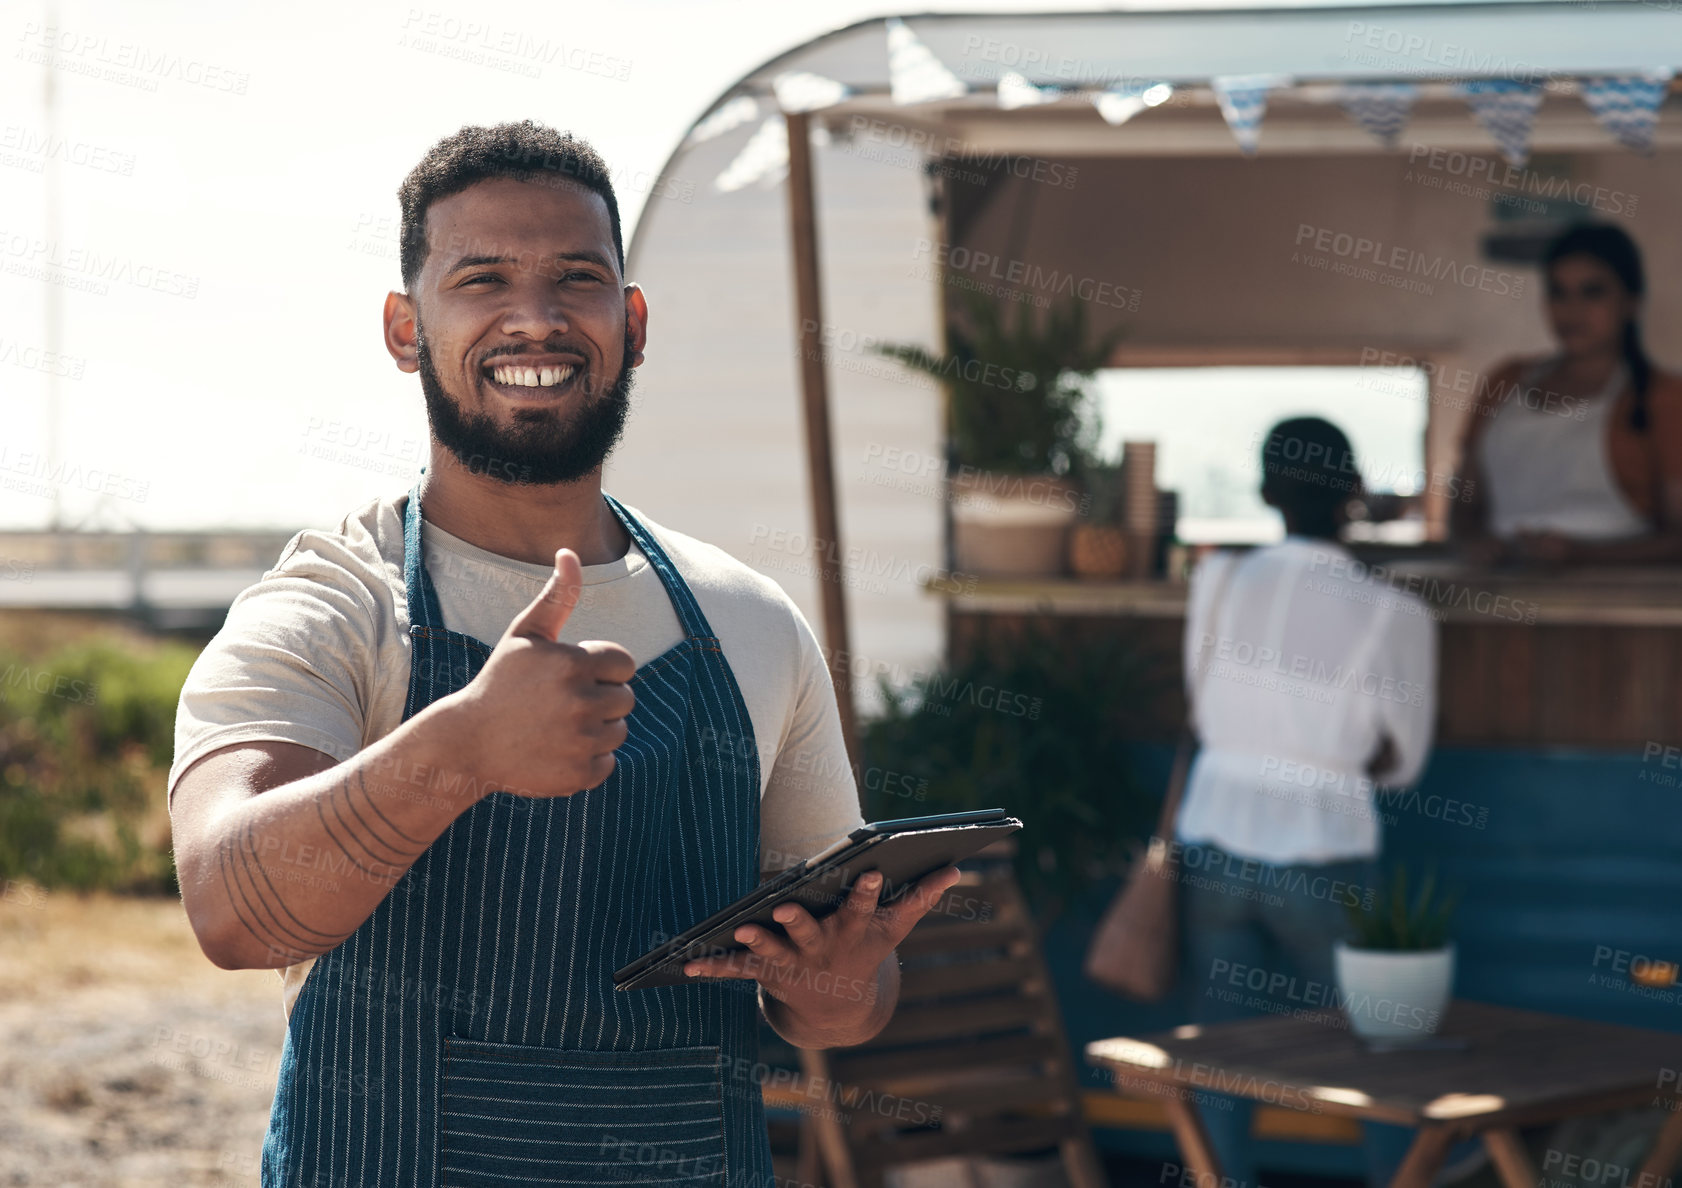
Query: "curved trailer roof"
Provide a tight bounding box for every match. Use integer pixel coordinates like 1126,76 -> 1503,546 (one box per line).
633,1 -> 1680,229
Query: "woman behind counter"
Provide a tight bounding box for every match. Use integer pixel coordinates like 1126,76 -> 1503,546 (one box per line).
1453,223 -> 1682,564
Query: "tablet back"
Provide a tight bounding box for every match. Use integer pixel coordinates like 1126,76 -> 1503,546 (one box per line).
615,817 -> 1022,991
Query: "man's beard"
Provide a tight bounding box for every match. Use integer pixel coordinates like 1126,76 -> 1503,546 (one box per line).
417,322 -> 635,486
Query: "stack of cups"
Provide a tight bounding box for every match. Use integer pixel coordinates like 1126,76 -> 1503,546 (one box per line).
1122,441 -> 1157,578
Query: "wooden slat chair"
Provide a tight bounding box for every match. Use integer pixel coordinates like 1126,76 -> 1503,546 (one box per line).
765,843 -> 1107,1188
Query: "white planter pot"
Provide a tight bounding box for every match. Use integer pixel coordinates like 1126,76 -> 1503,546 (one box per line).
1333,942 -> 1455,1041
949,471 -> 1081,578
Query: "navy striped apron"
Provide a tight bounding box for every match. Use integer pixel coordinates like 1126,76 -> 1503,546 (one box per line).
262,481 -> 774,1187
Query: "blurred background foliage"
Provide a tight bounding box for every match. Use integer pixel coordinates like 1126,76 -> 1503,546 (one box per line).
0,613 -> 196,894
859,619 -> 1163,918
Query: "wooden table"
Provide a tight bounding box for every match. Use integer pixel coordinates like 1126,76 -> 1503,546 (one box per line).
1087,1000 -> 1682,1188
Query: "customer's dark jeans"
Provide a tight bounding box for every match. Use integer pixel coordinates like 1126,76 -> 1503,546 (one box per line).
1178,842 -> 1379,1188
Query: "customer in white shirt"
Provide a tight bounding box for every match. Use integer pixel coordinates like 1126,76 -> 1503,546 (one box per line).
1176,416 -> 1438,1188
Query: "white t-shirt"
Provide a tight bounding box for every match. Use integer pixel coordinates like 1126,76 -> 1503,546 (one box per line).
169,489 -> 863,1017
1173,538 -> 1437,865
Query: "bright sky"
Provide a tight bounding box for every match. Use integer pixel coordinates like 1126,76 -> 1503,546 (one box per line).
0,0 -> 1516,531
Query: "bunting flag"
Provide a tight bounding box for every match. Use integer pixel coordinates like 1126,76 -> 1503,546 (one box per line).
886,17 -> 966,106
713,115 -> 787,192
1212,74 -> 1286,155
687,94 -> 761,145
1092,82 -> 1173,127
1459,79 -> 1545,166
997,70 -> 1056,110
1579,72 -> 1671,153
1338,82 -> 1418,147
772,70 -> 850,114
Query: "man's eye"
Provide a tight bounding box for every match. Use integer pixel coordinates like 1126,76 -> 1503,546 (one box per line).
462,273 -> 501,286
562,271 -> 601,283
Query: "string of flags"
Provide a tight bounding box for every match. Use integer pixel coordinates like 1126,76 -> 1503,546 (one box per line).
700,17 -> 1673,186
1579,72 -> 1674,153
1212,74 -> 1288,156
1458,80 -> 1546,167
1338,83 -> 1418,149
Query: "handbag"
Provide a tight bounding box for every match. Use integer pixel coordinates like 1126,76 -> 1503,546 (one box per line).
1083,554 -> 1242,1001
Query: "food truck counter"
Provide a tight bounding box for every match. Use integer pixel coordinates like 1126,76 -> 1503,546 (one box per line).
939,551 -> 1682,748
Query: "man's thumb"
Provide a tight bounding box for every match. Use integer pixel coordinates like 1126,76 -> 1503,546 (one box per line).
509,548 -> 583,642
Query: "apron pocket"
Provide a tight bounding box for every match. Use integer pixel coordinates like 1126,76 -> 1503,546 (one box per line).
440,1037 -> 727,1186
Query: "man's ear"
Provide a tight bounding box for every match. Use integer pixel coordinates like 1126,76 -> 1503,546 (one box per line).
384,291 -> 419,374
624,283 -> 649,368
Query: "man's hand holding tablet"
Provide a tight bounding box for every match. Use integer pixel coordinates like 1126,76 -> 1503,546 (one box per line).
684,863 -> 963,1046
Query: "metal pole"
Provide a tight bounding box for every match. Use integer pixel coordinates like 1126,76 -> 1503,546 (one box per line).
783,111 -> 859,772
42,0 -> 63,532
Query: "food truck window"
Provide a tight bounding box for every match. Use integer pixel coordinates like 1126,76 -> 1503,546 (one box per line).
1093,365 -> 1429,545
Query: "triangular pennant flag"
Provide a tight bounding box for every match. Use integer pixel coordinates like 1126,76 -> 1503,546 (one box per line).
1213,74 -> 1286,155
1092,82 -> 1173,127
1580,72 -> 1671,153
713,116 -> 787,192
1460,80 -> 1545,166
1338,83 -> 1418,147
886,17 -> 966,106
772,70 -> 850,114
689,95 -> 761,145
997,71 -> 1055,110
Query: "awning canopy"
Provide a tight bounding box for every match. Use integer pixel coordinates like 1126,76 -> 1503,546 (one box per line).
677,3 -> 1681,164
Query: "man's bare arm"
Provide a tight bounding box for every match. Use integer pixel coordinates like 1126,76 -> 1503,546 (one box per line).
172,700 -> 486,970
172,547 -> 635,970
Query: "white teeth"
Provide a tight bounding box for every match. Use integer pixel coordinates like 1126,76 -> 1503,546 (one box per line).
489,363 -> 574,388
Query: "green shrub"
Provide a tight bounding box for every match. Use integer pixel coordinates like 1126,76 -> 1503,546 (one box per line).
859,621 -> 1160,914
0,631 -> 196,893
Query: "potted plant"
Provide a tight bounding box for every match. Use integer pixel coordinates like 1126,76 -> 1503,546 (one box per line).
1335,864 -> 1458,1042
858,618 -> 1161,915
874,290 -> 1124,578
1068,458 -> 1127,579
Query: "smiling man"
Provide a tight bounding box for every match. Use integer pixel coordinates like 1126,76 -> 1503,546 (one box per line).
168,120 -> 958,1188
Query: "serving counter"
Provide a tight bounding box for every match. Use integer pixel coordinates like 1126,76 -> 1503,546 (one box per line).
942,552 -> 1682,749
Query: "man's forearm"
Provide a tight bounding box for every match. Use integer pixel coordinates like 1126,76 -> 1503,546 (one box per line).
179,700 -> 486,970
760,954 -> 899,1050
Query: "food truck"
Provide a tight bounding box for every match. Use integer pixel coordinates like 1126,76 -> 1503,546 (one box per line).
608,3 -> 1682,1176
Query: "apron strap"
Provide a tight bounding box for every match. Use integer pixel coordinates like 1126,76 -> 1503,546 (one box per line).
402,479 -> 448,631
603,492 -> 717,642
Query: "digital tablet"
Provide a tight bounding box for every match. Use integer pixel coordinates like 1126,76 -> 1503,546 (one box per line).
613,808 -> 1022,991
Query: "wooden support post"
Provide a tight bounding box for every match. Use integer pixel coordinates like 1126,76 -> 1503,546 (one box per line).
1483,1127 -> 1540,1188
1161,1096 -> 1224,1187
1390,1125 -> 1457,1188
1638,1105 -> 1682,1188
784,109 -> 859,772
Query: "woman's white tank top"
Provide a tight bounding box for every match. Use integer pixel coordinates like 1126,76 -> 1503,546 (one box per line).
1478,358 -> 1649,539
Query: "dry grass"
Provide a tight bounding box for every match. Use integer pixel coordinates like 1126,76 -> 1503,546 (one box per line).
0,888 -> 282,1187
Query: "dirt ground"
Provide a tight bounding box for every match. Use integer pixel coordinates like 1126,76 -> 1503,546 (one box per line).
0,888 -> 281,1187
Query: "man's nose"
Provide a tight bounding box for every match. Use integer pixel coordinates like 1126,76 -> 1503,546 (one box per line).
500,287 -> 571,338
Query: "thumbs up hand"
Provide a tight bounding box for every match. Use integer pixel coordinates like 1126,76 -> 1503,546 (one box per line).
444,548 -> 637,798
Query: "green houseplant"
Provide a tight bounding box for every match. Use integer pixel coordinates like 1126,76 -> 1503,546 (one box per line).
858,618 -> 1161,915
874,290 -> 1125,578
1335,864 -> 1459,1041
